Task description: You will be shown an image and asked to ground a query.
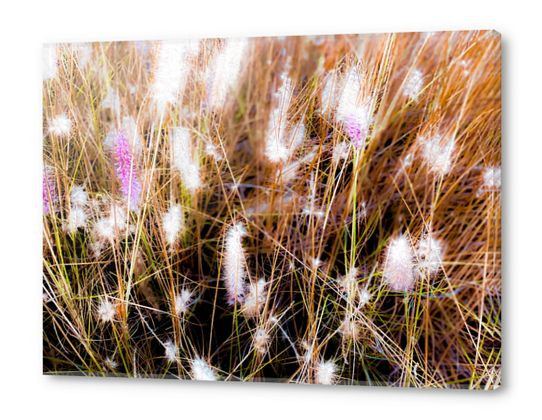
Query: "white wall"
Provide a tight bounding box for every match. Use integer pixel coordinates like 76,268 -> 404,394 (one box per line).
1,1 -> 536,418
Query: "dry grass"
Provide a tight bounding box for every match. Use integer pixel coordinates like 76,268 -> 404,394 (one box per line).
42,30 -> 501,388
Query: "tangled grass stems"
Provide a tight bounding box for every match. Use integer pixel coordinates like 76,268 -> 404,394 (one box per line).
43,32 -> 501,388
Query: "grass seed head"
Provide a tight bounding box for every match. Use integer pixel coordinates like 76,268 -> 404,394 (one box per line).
48,114 -> 71,138
315,360 -> 337,385
223,222 -> 248,304
404,69 -> 424,100
174,289 -> 193,316
383,235 -> 415,292
162,204 -> 184,248
172,128 -> 202,192
164,340 -> 179,363
191,356 -> 217,381
97,300 -> 117,323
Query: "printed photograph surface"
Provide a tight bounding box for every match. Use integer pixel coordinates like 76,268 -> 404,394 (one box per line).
42,30 -> 501,388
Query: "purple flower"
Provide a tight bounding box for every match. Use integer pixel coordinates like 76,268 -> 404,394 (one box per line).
43,167 -> 58,214
346,110 -> 369,149
115,130 -> 141,211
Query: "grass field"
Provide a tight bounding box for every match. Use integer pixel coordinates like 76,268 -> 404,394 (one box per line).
42,30 -> 501,388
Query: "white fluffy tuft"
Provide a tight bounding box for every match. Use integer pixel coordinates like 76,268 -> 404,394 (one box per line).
43,44 -> 59,80
191,357 -> 217,381
164,340 -> 178,363
70,186 -> 87,207
383,235 -> 415,292
162,205 -> 184,247
482,167 -> 501,191
172,128 -> 202,192
223,222 -> 248,304
243,278 -> 267,317
253,328 -> 270,355
265,73 -> 304,165
418,132 -> 456,176
48,114 -> 71,137
416,234 -> 445,278
316,360 -> 336,385
97,300 -> 117,322
206,38 -> 248,111
404,69 -> 424,100
174,289 -> 193,315
151,42 -> 192,114
63,207 -> 87,235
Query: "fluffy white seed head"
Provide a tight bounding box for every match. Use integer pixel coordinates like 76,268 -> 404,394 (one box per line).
338,318 -> 361,341
105,357 -> 118,370
334,66 -> 373,148
162,205 -> 184,247
404,69 -> 424,100
174,289 -> 193,316
164,340 -> 178,363
482,167 -> 501,191
191,357 -> 217,381
43,44 -> 59,80
243,278 -> 267,317
383,235 -> 415,292
48,114 -> 71,137
336,66 -> 362,124
339,267 -> 359,299
151,42 -> 190,114
121,116 -> 143,158
418,133 -> 456,176
70,186 -> 87,207
93,218 -> 115,244
253,328 -> 271,355
97,300 -> 117,323
92,203 -> 127,245
416,234 -> 445,278
172,128 -> 202,192
358,288 -> 371,307
206,38 -> 248,111
265,73 -> 296,165
265,108 -> 290,164
315,360 -> 336,385
63,207 -> 87,235
346,101 -> 373,149
223,222 -> 248,304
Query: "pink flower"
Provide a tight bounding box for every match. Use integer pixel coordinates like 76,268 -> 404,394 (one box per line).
346,106 -> 371,149
115,130 -> 141,211
43,167 -> 58,214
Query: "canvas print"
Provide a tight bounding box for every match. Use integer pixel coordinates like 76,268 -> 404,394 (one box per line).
42,30 -> 501,388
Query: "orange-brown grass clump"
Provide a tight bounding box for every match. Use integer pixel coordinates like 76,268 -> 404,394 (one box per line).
42,31 -> 501,389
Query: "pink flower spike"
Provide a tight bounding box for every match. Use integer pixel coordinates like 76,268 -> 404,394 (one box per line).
346,107 -> 370,149
115,130 -> 141,211
42,167 -> 58,214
